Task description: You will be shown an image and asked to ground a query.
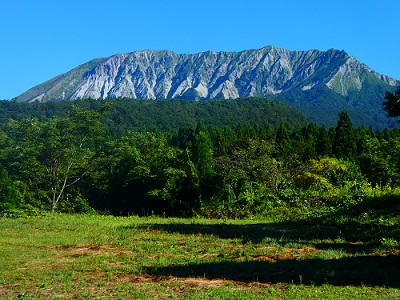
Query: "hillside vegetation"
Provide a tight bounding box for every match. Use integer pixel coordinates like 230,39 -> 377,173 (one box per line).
0,97 -> 308,136
0,97 -> 399,218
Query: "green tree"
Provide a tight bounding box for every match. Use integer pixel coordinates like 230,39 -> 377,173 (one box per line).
193,131 -> 215,180
333,110 -> 357,159
91,132 -> 196,216
0,168 -> 24,211
359,137 -> 400,187
295,157 -> 363,191
275,122 -> 295,160
383,87 -> 400,123
316,125 -> 333,157
9,107 -> 105,212
214,138 -> 294,198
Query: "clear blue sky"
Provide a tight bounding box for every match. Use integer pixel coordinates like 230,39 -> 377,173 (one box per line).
1,0 -> 399,99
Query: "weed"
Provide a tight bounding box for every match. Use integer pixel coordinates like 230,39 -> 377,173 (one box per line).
380,237 -> 399,249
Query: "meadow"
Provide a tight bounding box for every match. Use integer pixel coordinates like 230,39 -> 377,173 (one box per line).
1,213 -> 399,299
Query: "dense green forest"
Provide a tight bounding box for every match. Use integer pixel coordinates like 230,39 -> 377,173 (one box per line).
0,97 -> 308,137
0,96 -> 400,218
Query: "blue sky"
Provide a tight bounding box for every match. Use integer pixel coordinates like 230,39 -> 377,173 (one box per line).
0,0 -> 399,99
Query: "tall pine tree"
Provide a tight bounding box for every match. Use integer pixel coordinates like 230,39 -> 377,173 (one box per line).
333,110 -> 357,159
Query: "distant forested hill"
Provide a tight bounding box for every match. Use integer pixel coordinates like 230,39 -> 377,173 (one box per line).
0,97 -> 309,136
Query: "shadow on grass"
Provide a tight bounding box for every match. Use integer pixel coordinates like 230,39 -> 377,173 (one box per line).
143,254 -> 400,287
130,221 -> 400,254
118,220 -> 400,287
120,194 -> 400,287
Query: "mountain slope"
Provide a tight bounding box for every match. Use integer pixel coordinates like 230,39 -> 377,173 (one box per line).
16,46 -> 399,129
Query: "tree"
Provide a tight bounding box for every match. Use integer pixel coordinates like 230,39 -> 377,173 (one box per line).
214,137 -> 295,198
295,157 -> 362,191
91,131 -> 199,216
333,110 -> 357,159
316,125 -> 333,157
9,107 -> 105,212
193,131 -> 215,180
359,137 -> 400,187
0,168 -> 24,211
383,87 -> 400,123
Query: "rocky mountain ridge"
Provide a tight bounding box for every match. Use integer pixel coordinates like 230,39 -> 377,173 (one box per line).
18,46 -> 398,102
16,46 -> 399,129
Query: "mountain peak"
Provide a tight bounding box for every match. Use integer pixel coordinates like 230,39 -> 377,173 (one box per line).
18,46 -> 381,103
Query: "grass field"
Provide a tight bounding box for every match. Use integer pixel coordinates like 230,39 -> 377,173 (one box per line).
0,214 -> 400,299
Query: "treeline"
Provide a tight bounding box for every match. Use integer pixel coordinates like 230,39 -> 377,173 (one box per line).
0,101 -> 399,218
0,97 -> 308,137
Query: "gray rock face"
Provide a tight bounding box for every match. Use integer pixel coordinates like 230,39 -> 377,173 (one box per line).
17,46 -> 398,103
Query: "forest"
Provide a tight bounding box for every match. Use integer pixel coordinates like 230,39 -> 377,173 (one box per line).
0,95 -> 400,219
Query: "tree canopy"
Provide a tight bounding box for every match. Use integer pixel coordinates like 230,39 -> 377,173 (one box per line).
383,87 -> 400,123
0,98 -> 400,218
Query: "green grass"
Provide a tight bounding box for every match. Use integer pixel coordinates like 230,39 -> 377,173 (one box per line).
0,214 -> 399,299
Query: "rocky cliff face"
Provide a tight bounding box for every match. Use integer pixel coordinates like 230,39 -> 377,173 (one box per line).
17,46 -> 399,103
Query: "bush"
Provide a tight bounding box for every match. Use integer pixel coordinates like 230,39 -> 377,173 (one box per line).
0,205 -> 42,218
57,194 -> 96,214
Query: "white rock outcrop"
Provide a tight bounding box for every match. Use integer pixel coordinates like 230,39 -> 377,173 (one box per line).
17,47 -> 399,102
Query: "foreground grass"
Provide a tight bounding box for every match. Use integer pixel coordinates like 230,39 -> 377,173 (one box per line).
0,214 -> 400,299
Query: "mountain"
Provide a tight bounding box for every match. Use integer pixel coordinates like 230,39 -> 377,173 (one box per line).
16,46 -> 399,129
